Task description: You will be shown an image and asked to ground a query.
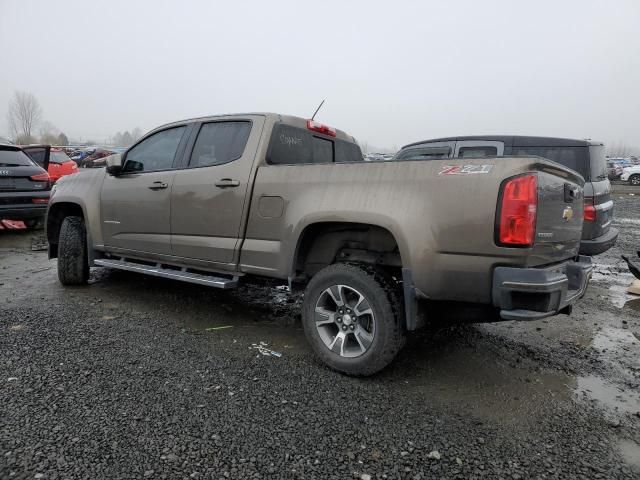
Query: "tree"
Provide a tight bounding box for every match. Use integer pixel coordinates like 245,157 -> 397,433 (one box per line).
39,120 -> 60,144
57,132 -> 69,145
7,91 -> 42,142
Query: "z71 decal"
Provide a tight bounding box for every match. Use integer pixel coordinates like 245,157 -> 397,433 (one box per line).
438,165 -> 494,175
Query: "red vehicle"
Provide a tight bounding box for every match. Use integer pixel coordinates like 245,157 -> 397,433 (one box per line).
21,145 -> 79,183
48,148 -> 79,182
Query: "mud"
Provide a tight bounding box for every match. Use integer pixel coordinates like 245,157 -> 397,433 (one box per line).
1,191 -> 639,477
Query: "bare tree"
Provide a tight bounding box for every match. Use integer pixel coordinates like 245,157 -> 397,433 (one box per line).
7,91 -> 42,143
39,120 -> 60,144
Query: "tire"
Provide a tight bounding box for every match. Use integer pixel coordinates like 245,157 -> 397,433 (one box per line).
629,174 -> 640,186
302,263 -> 405,376
57,216 -> 89,285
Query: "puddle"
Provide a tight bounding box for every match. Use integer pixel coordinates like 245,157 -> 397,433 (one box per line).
575,375 -> 640,415
617,439 -> 640,471
387,337 -> 575,425
615,217 -> 640,226
592,326 -> 639,353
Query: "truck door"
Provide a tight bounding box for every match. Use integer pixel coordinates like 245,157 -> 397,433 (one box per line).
170,116 -> 264,269
454,140 -> 504,158
100,125 -> 188,255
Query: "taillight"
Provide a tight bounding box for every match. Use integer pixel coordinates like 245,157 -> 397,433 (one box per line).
497,173 -> 538,247
30,172 -> 50,182
584,197 -> 596,222
32,198 -> 49,204
306,119 -> 336,137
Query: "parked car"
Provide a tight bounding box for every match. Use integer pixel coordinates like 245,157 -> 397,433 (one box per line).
0,144 -> 51,227
46,114 -> 592,375
47,148 -> 79,182
80,148 -> 117,168
620,165 -> 640,186
395,136 -> 618,256
607,160 -> 623,180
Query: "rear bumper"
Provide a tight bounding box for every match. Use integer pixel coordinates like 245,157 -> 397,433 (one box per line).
492,256 -> 592,321
579,228 -> 618,256
0,205 -> 47,220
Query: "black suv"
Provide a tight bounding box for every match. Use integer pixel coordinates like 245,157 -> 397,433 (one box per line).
0,145 -> 51,227
395,136 -> 617,256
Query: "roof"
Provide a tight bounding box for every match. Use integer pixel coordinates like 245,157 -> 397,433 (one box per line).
402,135 -> 603,150
150,112 -> 356,143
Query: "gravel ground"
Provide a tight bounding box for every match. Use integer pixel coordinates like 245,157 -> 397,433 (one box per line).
1,192 -> 639,479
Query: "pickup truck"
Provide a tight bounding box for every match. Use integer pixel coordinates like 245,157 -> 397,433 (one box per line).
46,113 -> 593,375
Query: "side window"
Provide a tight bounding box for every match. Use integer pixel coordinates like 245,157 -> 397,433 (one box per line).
394,146 -> 451,161
189,121 -> 252,168
124,126 -> 185,173
458,146 -> 497,158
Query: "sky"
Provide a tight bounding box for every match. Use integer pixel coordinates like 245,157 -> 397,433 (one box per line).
1,0 -> 639,150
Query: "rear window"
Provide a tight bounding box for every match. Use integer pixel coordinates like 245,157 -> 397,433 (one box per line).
51,150 -> 71,164
394,146 -> 451,161
268,124 -> 362,165
458,146 -> 497,158
511,146 -> 591,180
0,149 -> 35,167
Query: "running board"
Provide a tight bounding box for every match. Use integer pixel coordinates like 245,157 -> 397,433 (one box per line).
94,258 -> 238,289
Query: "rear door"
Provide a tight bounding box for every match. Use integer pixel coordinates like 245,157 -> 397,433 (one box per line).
101,125 -> 189,255
170,116 -> 264,268
22,145 -> 51,171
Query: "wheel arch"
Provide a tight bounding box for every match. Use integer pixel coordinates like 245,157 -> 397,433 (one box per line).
46,201 -> 87,258
291,221 -> 407,280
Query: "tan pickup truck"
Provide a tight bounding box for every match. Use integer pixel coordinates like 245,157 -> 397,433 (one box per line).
46,113 -> 592,375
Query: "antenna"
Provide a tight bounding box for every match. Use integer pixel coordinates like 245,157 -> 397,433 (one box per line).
311,99 -> 325,121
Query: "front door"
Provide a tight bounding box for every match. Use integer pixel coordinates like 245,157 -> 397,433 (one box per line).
170,117 -> 263,268
101,125 -> 187,256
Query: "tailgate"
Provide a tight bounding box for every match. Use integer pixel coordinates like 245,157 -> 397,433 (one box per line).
534,164 -> 584,250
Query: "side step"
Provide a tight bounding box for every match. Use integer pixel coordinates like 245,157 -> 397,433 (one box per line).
94,258 -> 239,289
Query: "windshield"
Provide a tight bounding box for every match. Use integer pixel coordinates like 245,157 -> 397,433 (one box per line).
51,150 -> 71,164
0,148 -> 36,167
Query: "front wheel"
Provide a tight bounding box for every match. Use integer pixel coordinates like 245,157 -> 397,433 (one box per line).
57,216 -> 89,285
302,263 -> 405,376
629,174 -> 640,186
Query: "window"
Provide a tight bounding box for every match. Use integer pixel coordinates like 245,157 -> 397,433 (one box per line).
313,137 -> 333,164
124,126 -> 185,172
189,121 -> 251,168
512,146 -> 590,179
268,124 -> 363,165
51,150 -> 71,164
0,148 -> 35,167
335,141 -> 364,163
394,146 -> 451,161
458,146 -> 497,158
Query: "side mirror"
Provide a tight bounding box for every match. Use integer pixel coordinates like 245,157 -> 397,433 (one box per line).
105,154 -> 123,175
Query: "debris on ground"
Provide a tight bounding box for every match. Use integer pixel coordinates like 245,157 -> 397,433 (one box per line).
250,342 -> 282,357
204,325 -> 233,331
30,235 -> 47,251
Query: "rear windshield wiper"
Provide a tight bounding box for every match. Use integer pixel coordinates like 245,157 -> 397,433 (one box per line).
0,163 -> 22,167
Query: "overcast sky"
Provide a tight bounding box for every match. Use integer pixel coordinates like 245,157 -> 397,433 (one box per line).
1,0 -> 638,150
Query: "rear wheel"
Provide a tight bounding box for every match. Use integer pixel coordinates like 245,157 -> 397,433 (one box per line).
629,174 -> 640,186
302,263 -> 405,376
57,216 -> 89,285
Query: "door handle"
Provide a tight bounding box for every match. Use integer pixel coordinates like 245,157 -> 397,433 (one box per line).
148,181 -> 168,190
215,179 -> 240,188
